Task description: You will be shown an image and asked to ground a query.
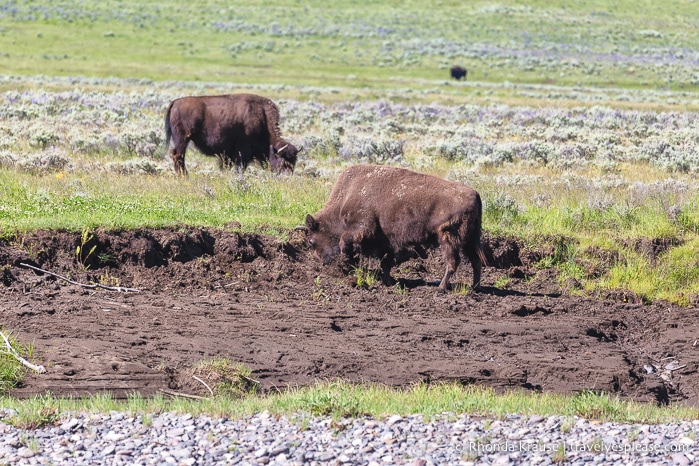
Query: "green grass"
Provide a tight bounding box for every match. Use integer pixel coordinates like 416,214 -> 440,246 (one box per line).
0,168 -> 327,233
0,329 -> 33,393
352,264 -> 380,288
599,237 -> 699,306
1,0 -> 699,99
1,382 -> 698,428
452,162 -> 699,305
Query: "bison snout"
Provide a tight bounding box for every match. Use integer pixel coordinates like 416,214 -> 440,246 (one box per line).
269,155 -> 296,174
311,246 -> 340,265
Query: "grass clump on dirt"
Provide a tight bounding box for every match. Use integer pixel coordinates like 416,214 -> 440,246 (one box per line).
351,265 -> 380,288
0,329 -> 34,394
2,382 -> 699,429
190,356 -> 260,398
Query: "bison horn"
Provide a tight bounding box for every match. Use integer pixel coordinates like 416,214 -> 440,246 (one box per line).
294,225 -> 308,232
277,144 -> 289,153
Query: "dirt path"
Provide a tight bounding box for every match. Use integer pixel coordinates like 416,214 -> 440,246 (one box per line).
1,228 -> 697,406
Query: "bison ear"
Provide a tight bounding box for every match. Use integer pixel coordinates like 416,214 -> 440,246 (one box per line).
305,214 -> 319,231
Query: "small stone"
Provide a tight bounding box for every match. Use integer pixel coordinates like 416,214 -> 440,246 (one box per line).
679,436 -> 695,446
102,444 -> 115,456
172,448 -> 192,459
17,447 -> 35,458
670,453 -> 690,466
105,432 -> 124,442
60,418 -> 80,431
493,454 -> 512,465
167,428 -> 185,438
269,445 -> 289,456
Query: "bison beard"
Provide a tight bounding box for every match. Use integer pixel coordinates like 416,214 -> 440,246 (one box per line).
164,93 -> 299,175
298,164 -> 487,291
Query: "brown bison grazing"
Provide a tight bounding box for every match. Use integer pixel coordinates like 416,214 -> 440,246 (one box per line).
450,65 -> 467,80
164,93 -> 299,175
297,164 -> 486,291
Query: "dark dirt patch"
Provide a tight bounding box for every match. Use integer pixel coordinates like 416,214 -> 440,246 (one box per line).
1,228 -> 698,407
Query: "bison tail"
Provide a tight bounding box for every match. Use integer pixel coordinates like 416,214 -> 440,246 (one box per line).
164,101 -> 174,149
473,193 -> 488,267
476,242 -> 488,268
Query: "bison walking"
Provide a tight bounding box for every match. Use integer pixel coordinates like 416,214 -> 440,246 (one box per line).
450,65 -> 467,81
298,165 -> 486,291
164,93 -> 299,175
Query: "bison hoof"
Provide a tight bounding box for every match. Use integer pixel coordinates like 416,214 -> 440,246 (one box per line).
380,275 -> 397,287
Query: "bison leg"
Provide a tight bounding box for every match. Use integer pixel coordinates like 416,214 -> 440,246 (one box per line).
217,153 -> 237,171
465,244 -> 483,290
437,219 -> 464,291
438,243 -> 460,291
171,148 -> 188,176
379,253 -> 396,286
170,133 -> 190,175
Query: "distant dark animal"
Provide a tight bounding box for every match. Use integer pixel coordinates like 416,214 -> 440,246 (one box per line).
450,65 -> 467,81
164,93 -> 299,175
296,164 -> 486,291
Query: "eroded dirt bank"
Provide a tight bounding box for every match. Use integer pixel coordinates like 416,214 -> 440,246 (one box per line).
0,228 -> 697,406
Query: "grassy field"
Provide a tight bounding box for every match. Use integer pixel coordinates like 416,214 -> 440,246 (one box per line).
1,0 -> 699,416
2,0 -> 699,99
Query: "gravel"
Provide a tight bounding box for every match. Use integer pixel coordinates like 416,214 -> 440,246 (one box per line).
1,409 -> 697,465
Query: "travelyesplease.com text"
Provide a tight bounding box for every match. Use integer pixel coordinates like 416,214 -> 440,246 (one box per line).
457,440 -> 691,454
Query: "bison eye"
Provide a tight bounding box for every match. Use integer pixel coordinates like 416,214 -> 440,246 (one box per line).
308,238 -> 315,246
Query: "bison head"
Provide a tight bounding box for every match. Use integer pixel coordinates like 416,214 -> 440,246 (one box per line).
269,142 -> 300,174
296,214 -> 340,264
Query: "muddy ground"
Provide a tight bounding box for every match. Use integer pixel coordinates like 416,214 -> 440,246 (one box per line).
1,228 -> 698,406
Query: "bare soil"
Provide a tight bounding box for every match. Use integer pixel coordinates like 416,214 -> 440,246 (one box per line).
1,228 -> 698,406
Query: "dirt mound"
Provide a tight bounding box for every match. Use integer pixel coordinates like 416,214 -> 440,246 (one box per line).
1,228 -> 697,407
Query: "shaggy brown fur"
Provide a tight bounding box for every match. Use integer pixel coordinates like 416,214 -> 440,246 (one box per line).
300,164 -> 486,291
164,93 -> 298,175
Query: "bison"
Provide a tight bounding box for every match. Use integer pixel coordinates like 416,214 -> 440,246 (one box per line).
297,164 -> 486,291
450,65 -> 467,81
164,93 -> 299,175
